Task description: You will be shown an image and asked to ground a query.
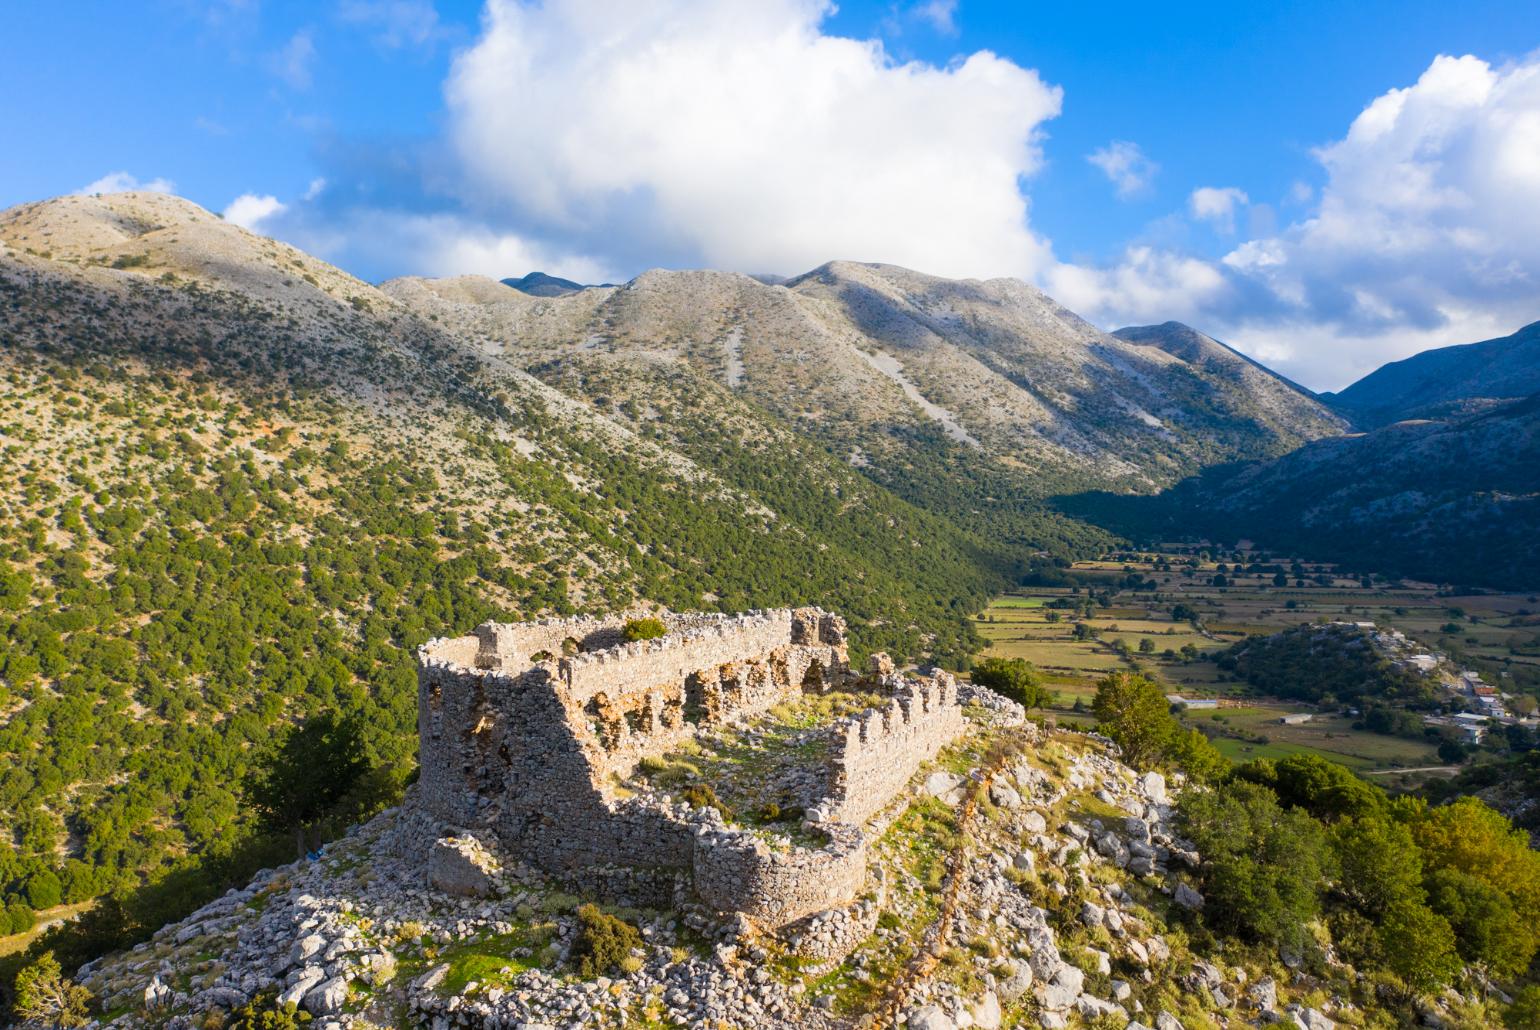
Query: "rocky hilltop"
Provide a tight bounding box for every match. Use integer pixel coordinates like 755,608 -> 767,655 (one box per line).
75,702 -> 1345,1030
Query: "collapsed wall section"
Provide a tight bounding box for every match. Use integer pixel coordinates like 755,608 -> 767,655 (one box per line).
820,672 -> 966,826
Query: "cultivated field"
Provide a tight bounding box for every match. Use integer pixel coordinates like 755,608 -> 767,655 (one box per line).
973,548 -> 1540,775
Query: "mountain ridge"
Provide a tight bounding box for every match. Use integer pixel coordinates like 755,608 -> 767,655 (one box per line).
382,258 -> 1348,511
1321,319 -> 1540,427
1063,391 -> 1540,589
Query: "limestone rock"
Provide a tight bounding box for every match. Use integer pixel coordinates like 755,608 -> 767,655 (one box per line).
143,978 -> 171,1011
277,970 -> 324,1009
971,990 -> 1002,1030
923,771 -> 967,805
908,1003 -> 956,1030
428,835 -> 499,897
997,960 -> 1034,1003
989,781 -> 1022,808
289,933 -> 327,967
1289,1007 -> 1335,1030
302,975 -> 350,1015
1174,882 -> 1204,910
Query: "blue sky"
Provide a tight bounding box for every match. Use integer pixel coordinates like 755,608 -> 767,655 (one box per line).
5,1 -> 1539,389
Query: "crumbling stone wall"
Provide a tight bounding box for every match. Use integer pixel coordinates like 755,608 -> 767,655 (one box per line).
414,606 -> 970,927
821,671 -> 966,826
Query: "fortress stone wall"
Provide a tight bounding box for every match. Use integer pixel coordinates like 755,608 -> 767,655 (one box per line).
415,607 -> 969,927
822,674 -> 966,825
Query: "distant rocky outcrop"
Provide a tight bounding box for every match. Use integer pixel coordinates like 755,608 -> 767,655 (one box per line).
1113,321 -> 1322,409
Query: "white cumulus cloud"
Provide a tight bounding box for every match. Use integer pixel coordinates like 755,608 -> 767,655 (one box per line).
443,0 -> 1063,280
76,172 -> 176,196
1188,186 -> 1249,233
1086,140 -> 1158,199
222,194 -> 287,230
1047,246 -> 1231,329
1061,53 -> 1540,390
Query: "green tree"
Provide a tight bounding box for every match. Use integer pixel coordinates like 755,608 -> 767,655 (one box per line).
1425,867 -> 1532,979
1377,899 -> 1461,996
11,951 -> 92,1028
24,870 -> 63,911
1092,673 -> 1174,770
1176,780 -> 1328,952
1506,985 -> 1540,1029
245,713 -> 368,856
1166,726 -> 1230,783
970,656 -> 1053,709
1409,797 -> 1540,976
1092,673 -> 1228,781
6,901 -> 36,934
1240,753 -> 1384,822
1331,815 -> 1423,914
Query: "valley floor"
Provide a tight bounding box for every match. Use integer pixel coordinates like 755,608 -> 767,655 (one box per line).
974,551 -> 1540,788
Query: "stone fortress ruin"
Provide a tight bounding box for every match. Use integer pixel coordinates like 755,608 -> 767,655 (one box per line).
415,607 -> 971,929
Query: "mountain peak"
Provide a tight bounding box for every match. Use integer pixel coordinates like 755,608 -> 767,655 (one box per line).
0,190 -> 224,261
1114,321 -> 1323,403
501,270 -> 611,297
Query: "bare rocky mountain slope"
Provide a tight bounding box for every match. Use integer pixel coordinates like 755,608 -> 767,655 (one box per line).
1111,321 -> 1322,415
381,260 -> 1346,512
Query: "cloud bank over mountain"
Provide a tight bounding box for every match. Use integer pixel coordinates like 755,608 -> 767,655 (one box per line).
236,2 -> 1540,390
1053,53 -> 1540,387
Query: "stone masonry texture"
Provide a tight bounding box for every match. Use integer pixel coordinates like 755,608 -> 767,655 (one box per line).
415,607 -> 969,927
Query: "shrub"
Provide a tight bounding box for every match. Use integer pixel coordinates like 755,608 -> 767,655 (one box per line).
680,783 -> 733,820
227,994 -> 313,1030
6,901 -> 36,934
11,951 -> 92,1028
970,656 -> 1053,709
622,617 -> 666,642
571,904 -> 642,978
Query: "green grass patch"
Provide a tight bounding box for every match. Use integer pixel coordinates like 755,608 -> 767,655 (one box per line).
434,926 -> 557,995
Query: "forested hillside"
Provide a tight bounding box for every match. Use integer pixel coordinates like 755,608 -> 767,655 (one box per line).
1062,394 -> 1540,589
0,190 -> 1373,955
0,192 -> 1061,926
